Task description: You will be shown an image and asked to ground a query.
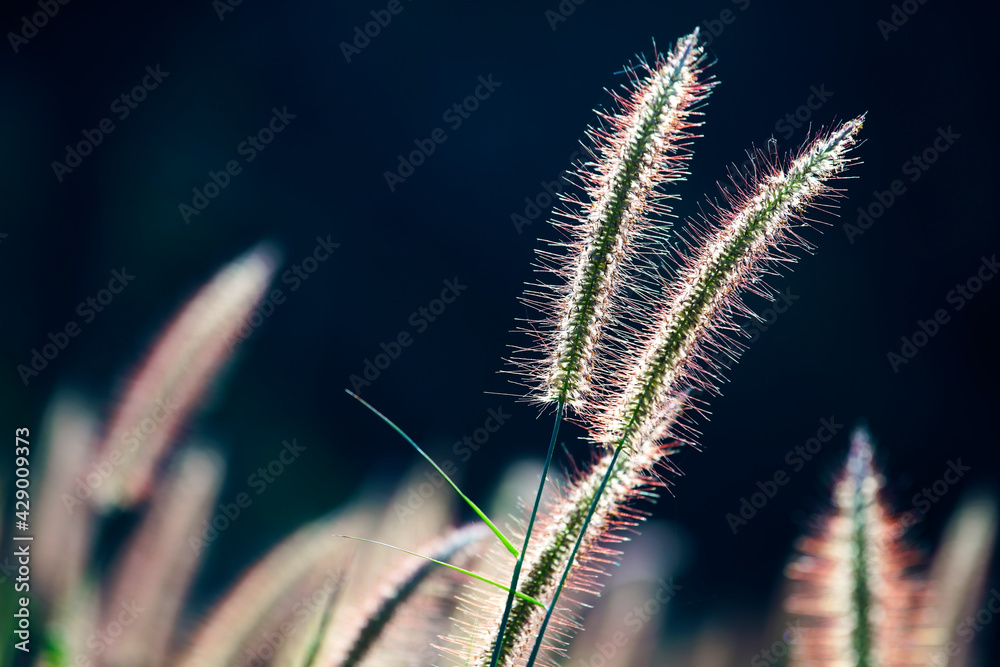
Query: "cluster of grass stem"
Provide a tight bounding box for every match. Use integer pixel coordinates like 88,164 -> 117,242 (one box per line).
337,29 -> 864,666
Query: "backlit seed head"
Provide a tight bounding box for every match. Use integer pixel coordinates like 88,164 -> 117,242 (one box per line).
93,243 -> 279,509
509,30 -> 714,411
590,117 -> 864,454
785,426 -> 938,666
442,397 -> 687,666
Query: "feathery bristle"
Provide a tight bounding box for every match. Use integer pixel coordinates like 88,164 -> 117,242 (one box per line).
442,398 -> 685,666
510,29 -> 714,410
562,523 -> 680,666
784,426 -> 938,666
93,242 -> 279,509
592,117 -> 864,453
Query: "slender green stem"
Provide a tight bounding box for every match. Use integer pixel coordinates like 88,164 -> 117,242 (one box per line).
345,389 -> 519,557
525,445 -> 623,667
334,536 -> 543,608
489,402 -> 564,666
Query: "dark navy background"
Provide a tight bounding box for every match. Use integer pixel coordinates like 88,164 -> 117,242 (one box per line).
2,0 -> 997,660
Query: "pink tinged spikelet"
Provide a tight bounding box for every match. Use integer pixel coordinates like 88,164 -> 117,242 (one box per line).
92,243 -> 279,509
443,399 -> 686,666
785,427 -> 938,667
514,29 -> 713,409
99,445 -> 224,667
594,117 -> 864,453
310,467 -> 453,665
33,392 -> 98,607
330,524 -> 490,667
562,525 -> 680,666
177,506 -> 374,667
926,492 -> 996,667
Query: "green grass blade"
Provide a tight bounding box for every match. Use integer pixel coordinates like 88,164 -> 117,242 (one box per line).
334,535 -> 543,608
344,389 -> 519,557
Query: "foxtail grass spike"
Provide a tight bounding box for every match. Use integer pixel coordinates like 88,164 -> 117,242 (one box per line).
561,526 -> 676,666
510,29 -> 713,410
520,117 -> 865,664
591,116 -> 864,455
443,397 -> 686,667
927,491 -> 997,667
177,506 -> 373,667
346,389 -> 519,557
93,242 -> 280,509
33,391 -> 98,608
100,445 -> 224,667
334,524 -> 490,667
309,464 -> 452,666
784,426 -> 938,667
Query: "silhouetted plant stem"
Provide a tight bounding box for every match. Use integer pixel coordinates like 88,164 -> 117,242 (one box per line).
490,402 -> 564,667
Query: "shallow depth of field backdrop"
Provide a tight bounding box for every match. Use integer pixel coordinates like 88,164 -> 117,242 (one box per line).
1,0 -> 998,663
